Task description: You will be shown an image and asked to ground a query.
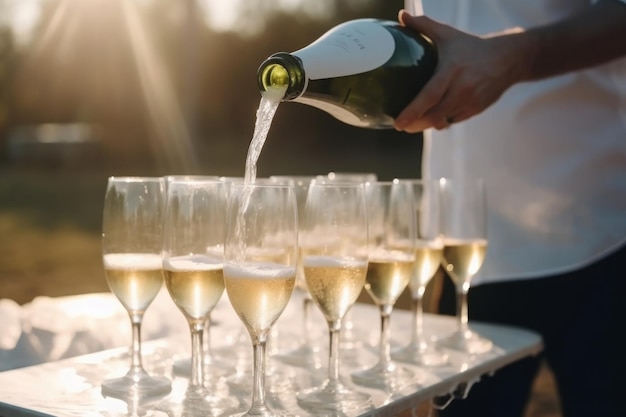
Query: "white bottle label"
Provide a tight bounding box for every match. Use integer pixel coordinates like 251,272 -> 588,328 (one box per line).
292,19 -> 394,80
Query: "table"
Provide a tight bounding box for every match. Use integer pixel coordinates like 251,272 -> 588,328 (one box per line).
0,291 -> 543,416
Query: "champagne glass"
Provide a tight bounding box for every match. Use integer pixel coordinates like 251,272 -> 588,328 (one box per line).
162,178 -> 236,414
392,178 -> 449,366
223,183 -> 298,417
322,172 -> 377,350
296,182 -> 373,414
222,178 -> 290,352
101,176 -> 171,398
163,176 -> 232,380
269,175 -> 323,369
351,180 -> 416,391
164,175 -> 221,182
326,171 -> 378,183
219,177 -> 295,395
436,178 -> 492,354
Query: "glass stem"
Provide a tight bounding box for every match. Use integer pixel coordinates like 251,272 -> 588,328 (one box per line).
344,309 -> 354,334
379,304 -> 393,365
457,283 -> 469,333
410,286 -> 426,346
203,315 -> 212,365
189,321 -> 205,388
327,320 -> 341,384
302,296 -> 313,345
129,312 -> 145,376
249,333 -> 269,413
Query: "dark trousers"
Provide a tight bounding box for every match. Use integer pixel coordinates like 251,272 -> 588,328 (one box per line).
437,244 -> 626,417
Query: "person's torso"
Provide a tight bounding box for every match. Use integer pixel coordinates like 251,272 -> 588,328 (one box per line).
418,0 -> 626,284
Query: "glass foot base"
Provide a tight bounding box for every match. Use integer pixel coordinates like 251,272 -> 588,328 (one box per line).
177,386 -> 240,417
229,407 -> 294,417
351,361 -> 415,391
437,329 -> 493,354
101,373 -> 171,399
392,342 -> 449,367
296,380 -> 373,414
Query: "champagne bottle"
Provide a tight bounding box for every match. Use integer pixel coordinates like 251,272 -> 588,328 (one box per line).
257,18 -> 437,129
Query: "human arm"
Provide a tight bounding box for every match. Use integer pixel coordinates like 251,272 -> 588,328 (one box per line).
394,0 -> 626,132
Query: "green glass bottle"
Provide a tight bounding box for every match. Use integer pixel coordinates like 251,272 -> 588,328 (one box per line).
257,18 -> 437,129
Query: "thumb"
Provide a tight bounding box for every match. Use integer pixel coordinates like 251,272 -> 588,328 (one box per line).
398,9 -> 447,42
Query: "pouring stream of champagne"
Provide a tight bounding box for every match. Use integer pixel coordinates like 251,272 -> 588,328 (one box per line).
234,85 -> 288,263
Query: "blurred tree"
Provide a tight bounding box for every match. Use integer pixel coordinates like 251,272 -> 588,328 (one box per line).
0,27 -> 15,161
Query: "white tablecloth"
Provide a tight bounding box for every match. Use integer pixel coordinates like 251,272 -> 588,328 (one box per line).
0,289 -> 187,371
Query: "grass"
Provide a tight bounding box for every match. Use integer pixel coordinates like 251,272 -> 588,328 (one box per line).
0,168 -> 108,303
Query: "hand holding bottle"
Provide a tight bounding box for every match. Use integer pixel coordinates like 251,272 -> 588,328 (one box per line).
394,10 -> 525,133
394,2 -> 626,133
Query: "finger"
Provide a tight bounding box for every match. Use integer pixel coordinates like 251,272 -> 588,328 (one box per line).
394,72 -> 449,131
394,117 -> 432,133
431,116 -> 454,131
397,9 -> 413,25
423,106 -> 476,131
398,11 -> 447,43
395,114 -> 449,133
396,90 -> 464,133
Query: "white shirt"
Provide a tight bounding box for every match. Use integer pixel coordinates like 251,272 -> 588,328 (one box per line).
416,0 -> 626,285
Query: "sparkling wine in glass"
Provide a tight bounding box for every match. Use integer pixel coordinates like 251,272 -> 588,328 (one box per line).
351,180 -> 416,391
224,183 -> 298,417
296,182 -> 373,414
392,178 -> 449,366
101,176 -> 171,398
436,178 -> 492,354
162,178 -> 236,414
163,176 -> 233,381
269,175 -> 323,369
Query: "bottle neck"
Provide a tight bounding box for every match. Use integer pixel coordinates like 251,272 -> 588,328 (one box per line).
257,52 -> 305,100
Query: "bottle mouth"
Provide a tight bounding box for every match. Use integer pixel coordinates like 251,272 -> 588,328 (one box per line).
260,64 -> 289,93
257,53 -> 304,100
